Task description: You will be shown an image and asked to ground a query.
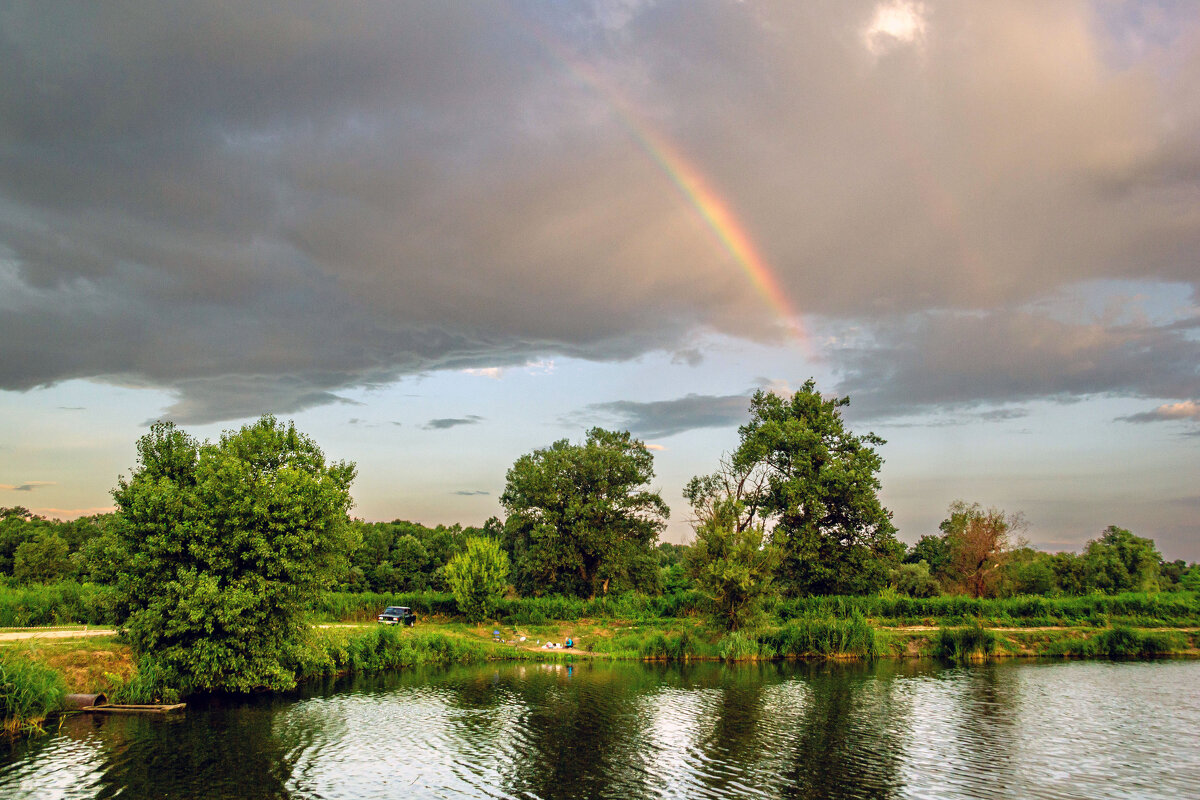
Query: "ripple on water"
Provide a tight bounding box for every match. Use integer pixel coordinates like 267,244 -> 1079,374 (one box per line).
1,659 -> 1198,800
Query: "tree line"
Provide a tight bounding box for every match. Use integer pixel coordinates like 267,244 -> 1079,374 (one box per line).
1,381 -> 1197,693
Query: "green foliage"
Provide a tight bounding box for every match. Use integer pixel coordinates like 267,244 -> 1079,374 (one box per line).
0,508 -> 115,585
685,498 -> 779,630
934,623 -> 998,662
718,383 -> 902,595
293,626 -> 558,681
0,649 -> 67,735
717,630 -> 765,661
339,518 -> 484,593
13,531 -> 71,585
1181,566 -> 1200,593
0,581 -> 119,626
770,591 -> 1200,627
501,428 -> 669,598
1045,626 -> 1186,658
113,417 -> 357,695
1002,548 -> 1058,596
1082,526 -> 1162,593
444,536 -> 510,622
314,590 -> 460,621
888,560 -> 941,598
636,628 -> 700,661
107,656 -> 180,704
904,534 -> 950,574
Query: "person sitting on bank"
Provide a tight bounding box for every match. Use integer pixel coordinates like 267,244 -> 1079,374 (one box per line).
565,637 -> 574,648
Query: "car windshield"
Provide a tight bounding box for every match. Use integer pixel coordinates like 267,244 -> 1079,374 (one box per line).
383,607 -> 405,615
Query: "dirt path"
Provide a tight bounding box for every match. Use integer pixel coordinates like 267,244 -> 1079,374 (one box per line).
0,628 -> 118,641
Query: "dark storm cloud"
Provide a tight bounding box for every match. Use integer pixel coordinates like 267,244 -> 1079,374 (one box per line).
424,415 -> 483,431
2,2 -> 1200,421
577,393 -> 749,439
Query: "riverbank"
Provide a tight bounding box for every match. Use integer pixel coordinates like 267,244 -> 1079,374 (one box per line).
3,617 -> 1197,704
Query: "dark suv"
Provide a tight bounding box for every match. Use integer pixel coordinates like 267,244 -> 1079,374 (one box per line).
377,606 -> 417,626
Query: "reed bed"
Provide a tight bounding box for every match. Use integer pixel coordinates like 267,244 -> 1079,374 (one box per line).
0,649 -> 67,735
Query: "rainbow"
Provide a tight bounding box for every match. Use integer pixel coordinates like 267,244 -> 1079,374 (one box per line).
513,16 -> 809,346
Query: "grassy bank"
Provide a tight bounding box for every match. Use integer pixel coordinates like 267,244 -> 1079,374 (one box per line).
1,612 -> 1196,734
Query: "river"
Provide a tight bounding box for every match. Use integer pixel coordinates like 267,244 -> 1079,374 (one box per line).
2,659 -> 1198,799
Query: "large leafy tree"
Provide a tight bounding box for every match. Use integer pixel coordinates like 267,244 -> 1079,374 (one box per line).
1082,525 -> 1161,593
113,417 -> 356,695
500,428 -> 668,598
704,383 -> 902,595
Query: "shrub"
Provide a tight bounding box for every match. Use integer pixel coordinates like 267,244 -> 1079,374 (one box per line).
444,537 -> 509,622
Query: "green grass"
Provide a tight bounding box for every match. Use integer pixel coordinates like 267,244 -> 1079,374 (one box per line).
0,582 -> 119,627
294,625 -> 582,681
1039,625 -> 1188,658
771,592 -> 1200,628
0,648 -> 67,735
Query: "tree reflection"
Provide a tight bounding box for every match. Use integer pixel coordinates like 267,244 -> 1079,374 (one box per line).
460,662 -> 660,800
778,661 -> 909,800
60,698 -> 293,799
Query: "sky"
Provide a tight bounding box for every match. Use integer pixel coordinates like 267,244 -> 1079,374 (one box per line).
1,1 -> 1198,559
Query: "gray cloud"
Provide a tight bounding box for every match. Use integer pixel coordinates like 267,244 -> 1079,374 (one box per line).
1118,401 -> 1200,423
1,2 -> 1199,421
0,481 -> 55,492
577,393 -> 749,439
452,490 -> 490,497
878,407 -> 1031,428
424,415 -> 484,431
834,311 -> 1200,418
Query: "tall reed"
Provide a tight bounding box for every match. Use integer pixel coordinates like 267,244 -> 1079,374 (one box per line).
0,650 -> 67,735
933,623 -> 998,663
761,612 -> 882,659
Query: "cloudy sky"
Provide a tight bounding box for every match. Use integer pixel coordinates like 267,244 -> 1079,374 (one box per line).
2,1 -> 1198,558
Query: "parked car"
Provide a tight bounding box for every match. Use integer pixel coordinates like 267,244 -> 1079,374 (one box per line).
377,606 -> 417,626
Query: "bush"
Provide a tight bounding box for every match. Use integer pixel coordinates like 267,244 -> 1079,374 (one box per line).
444,537 -> 509,622
0,650 -> 67,735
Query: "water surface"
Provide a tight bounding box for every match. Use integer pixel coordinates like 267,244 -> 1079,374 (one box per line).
2,659 -> 1197,799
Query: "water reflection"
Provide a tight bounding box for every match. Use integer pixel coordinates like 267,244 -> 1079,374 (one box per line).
2,659 -> 1198,799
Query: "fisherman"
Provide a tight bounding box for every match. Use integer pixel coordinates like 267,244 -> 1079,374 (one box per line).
565,636 -> 574,648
